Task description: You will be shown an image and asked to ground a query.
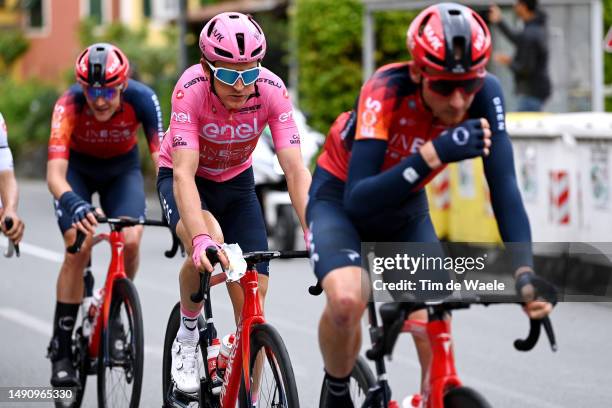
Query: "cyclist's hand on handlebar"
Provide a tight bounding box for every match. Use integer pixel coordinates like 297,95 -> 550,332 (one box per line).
432,118 -> 492,163
58,191 -> 100,235
191,234 -> 229,273
0,211 -> 25,245
516,272 -> 558,320
523,300 -> 553,320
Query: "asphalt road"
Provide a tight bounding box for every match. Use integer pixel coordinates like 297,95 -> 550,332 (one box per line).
0,181 -> 610,407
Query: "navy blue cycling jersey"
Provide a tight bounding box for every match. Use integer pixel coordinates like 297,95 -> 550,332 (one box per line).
312,63 -> 533,276
49,79 -> 163,160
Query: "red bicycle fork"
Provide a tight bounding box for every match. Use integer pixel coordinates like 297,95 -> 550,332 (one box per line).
218,267 -> 265,407
87,230 -> 127,360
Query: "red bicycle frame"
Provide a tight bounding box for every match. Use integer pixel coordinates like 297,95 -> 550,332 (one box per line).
208,264 -> 265,407
86,230 -> 127,360
402,318 -> 462,408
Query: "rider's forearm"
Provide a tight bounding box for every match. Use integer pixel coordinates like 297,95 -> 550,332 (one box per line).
46,159 -> 72,200
173,168 -> 208,241
344,140 -> 433,219
285,166 -> 311,231
0,170 -> 18,213
151,151 -> 160,176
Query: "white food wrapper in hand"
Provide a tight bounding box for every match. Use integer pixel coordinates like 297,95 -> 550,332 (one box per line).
222,243 -> 247,282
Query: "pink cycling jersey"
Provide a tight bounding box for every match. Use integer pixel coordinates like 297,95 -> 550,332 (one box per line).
158,64 -> 300,181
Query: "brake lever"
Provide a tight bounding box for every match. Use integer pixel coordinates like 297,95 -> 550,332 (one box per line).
541,316 -> 558,352
190,247 -> 221,303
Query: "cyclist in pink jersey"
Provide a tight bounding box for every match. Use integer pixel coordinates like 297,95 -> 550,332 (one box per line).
156,12 -> 312,394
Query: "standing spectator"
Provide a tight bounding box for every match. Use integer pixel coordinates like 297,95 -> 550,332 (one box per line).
489,0 -> 551,111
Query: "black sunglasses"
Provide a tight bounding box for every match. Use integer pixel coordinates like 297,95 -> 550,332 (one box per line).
427,77 -> 485,96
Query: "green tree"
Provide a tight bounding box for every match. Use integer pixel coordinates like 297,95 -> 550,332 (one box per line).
0,29 -> 29,74
294,0 -> 415,133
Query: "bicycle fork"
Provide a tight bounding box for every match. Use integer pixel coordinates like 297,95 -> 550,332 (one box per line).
366,301 -> 393,408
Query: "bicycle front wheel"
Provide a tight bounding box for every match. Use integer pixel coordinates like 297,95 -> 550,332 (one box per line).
318,355 -> 376,408
242,323 -> 299,407
97,278 -> 144,408
443,386 -> 492,408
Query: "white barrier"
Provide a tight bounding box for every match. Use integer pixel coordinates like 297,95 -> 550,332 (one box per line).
508,112 -> 612,242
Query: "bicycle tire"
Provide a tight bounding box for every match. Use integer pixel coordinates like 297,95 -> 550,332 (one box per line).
162,302 -> 213,408
162,302 -> 181,406
443,386 -> 492,408
318,355 -> 376,408
97,278 -> 144,408
241,323 -> 299,407
274,205 -> 297,251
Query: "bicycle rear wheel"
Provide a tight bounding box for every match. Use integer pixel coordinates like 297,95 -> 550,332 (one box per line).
443,386 -> 492,408
242,323 -> 299,407
318,355 -> 376,408
97,278 -> 144,408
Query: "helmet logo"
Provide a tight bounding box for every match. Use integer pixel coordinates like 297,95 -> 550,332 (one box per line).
107,57 -> 119,74
424,25 -> 443,51
474,28 -> 485,52
212,29 -> 225,42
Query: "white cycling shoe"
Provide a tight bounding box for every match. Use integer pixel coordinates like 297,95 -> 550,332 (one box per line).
171,338 -> 201,394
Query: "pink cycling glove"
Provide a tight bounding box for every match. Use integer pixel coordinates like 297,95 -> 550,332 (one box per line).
192,233 -> 220,270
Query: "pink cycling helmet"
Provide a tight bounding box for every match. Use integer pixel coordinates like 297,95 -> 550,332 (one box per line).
199,12 -> 266,64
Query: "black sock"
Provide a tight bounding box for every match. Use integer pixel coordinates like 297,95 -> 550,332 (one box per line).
323,371 -> 354,408
51,302 -> 79,361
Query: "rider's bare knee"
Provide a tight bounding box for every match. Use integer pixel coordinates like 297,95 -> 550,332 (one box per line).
328,291 -> 364,329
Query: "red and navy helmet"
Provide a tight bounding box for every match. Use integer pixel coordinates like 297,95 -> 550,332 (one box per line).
75,43 -> 130,88
407,3 -> 491,78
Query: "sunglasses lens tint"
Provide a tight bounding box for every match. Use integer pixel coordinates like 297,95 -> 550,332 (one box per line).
241,68 -> 260,85
214,66 -> 260,86
428,78 -> 484,96
215,69 -> 240,85
87,87 -> 117,100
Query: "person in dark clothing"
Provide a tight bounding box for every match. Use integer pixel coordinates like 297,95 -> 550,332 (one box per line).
489,0 -> 552,111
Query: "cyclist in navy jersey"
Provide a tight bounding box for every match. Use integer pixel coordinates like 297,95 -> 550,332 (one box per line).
46,43 -> 163,387
308,4 -> 555,407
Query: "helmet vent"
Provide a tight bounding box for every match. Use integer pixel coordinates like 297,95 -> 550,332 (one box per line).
251,45 -> 263,58
214,47 -> 233,59
113,50 -> 124,65
418,14 -> 432,36
207,20 -> 217,37
425,53 -> 445,67
229,14 -> 240,19
452,37 -> 466,61
236,33 -> 245,55
248,15 -> 263,35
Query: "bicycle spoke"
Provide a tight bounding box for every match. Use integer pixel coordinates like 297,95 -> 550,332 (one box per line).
254,347 -> 287,407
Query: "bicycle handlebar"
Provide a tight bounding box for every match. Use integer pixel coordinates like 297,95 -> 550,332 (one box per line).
66,215 -> 182,257
364,297 -> 557,361
189,249 -> 311,303
2,217 -> 20,258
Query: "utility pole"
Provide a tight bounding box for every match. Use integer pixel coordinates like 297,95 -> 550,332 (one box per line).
178,0 -> 188,72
